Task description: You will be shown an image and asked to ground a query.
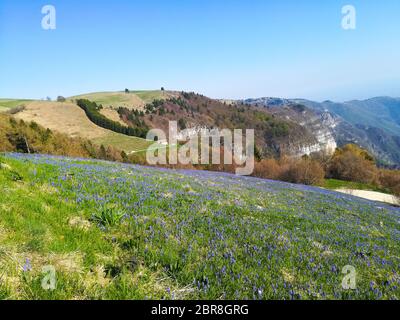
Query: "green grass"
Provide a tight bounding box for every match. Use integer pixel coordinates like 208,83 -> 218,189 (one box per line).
1,153 -> 400,300
92,132 -> 153,153
0,156 -> 182,299
69,90 -> 173,109
131,90 -> 170,103
322,179 -> 389,193
70,92 -> 143,108
0,99 -> 31,112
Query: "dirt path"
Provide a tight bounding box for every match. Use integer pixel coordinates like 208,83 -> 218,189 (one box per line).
335,189 -> 400,206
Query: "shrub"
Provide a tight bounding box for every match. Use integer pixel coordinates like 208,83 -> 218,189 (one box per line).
281,159 -> 325,185
253,158 -> 284,180
253,157 -> 325,185
90,208 -> 125,227
254,145 -> 262,162
379,169 -> 400,197
328,144 -> 377,184
291,104 -> 306,112
178,118 -> 187,130
7,105 -> 26,115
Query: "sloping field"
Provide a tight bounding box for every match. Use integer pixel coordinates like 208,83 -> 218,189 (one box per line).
1,153 -> 399,300
99,107 -> 127,126
132,90 -> 179,104
70,92 -> 146,110
14,101 -> 108,139
70,90 -> 179,110
92,133 -> 153,154
13,101 -> 151,153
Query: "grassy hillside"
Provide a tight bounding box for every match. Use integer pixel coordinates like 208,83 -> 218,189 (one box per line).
70,92 -> 145,110
322,179 -> 388,193
70,90 -> 178,110
0,92 -> 171,154
132,90 -> 178,104
0,153 -> 399,300
0,113 -> 100,157
92,133 -> 152,153
11,100 -> 152,153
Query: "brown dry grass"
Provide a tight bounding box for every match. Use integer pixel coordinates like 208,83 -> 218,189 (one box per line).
99,107 -> 126,126
14,101 -> 109,140
12,101 -> 151,153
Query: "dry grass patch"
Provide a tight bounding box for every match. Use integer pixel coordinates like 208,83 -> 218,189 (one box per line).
68,216 -> 91,231
14,101 -> 109,140
281,268 -> 295,283
13,100 -> 151,153
99,107 -> 126,126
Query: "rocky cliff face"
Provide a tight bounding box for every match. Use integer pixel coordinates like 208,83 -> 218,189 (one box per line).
242,97 -> 400,166
139,93 -> 335,160
173,98 -> 338,157
175,118 -> 336,159
291,98 -> 400,166
242,100 -> 338,157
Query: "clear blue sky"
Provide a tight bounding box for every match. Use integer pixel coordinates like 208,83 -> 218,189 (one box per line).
0,0 -> 399,101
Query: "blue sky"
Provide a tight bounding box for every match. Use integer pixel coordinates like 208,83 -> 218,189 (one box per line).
0,0 -> 399,101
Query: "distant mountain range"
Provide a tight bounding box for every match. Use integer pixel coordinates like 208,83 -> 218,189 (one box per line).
243,96 -> 400,166
293,97 -> 400,136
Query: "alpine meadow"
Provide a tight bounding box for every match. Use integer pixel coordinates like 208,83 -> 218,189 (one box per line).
1,0 -> 400,308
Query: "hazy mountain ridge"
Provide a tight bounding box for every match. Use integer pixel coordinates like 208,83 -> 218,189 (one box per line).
243,96 -> 400,166
293,97 -> 400,136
